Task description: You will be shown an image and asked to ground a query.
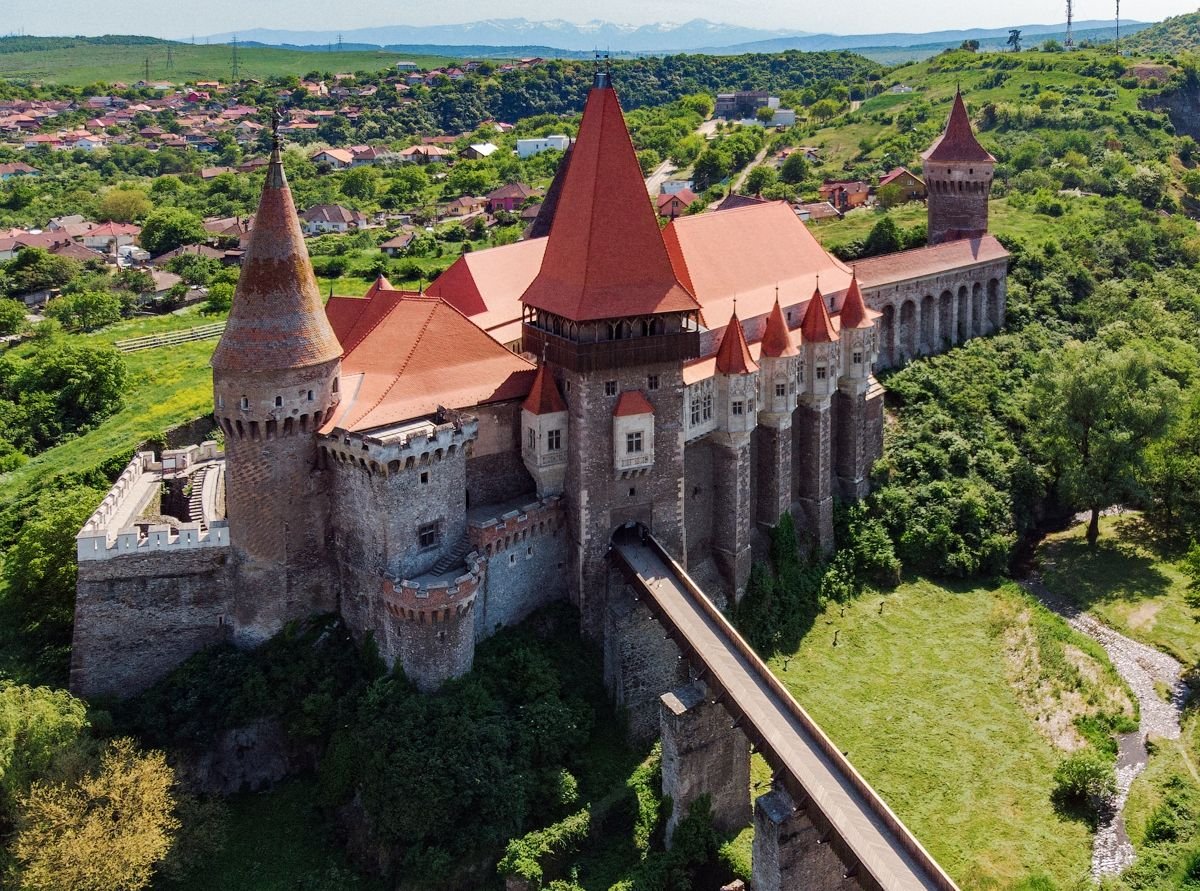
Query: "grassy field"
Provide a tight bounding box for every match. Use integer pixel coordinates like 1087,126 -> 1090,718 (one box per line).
0,41 -> 456,86
1037,514 -> 1200,667
769,579 -> 1115,889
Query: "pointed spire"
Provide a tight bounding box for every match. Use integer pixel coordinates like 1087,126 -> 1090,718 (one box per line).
523,362 -> 567,415
800,286 -> 839,344
212,151 -> 342,373
715,312 -> 758,375
838,272 -> 874,330
923,89 -> 995,163
520,77 -> 698,321
761,296 -> 798,358
366,274 -> 395,297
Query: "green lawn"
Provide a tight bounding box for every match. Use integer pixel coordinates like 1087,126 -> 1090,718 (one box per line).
1037,514 -> 1200,667
160,777 -> 385,891
769,579 -> 1100,889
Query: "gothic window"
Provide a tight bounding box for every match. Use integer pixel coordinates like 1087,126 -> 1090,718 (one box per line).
690,398 -> 701,427
647,374 -> 660,391
417,521 -> 440,549
816,366 -> 827,380
702,393 -> 713,421
604,380 -> 617,396
732,400 -> 744,416
547,429 -> 561,450
626,431 -> 643,454
853,351 -> 863,364
775,383 -> 786,398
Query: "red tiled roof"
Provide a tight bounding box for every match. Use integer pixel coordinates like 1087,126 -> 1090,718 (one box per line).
526,144 -> 572,239
613,390 -> 655,416
211,151 -> 343,374
662,201 -> 851,328
324,287 -> 535,433
853,235 -> 1008,288
520,81 -> 698,322
878,167 -> 923,188
838,273 -> 877,330
523,363 -> 566,414
714,314 -> 758,374
760,299 -> 798,358
800,287 -> 838,343
923,90 -> 995,164
427,237 -> 547,345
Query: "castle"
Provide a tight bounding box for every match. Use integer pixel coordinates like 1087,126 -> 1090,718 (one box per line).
71,79 -> 1007,698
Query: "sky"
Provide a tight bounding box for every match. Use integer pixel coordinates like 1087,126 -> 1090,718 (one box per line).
5,0 -> 1199,39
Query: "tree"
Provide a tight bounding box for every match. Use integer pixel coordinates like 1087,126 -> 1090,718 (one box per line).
384,166 -> 428,208
97,189 -> 151,223
961,39 -> 981,51
202,282 -> 234,315
2,249 -> 79,300
779,151 -> 809,184
1007,29 -> 1022,52
744,165 -> 777,194
13,737 -> 179,891
875,182 -> 907,209
755,105 -> 776,124
809,99 -> 840,122
0,299 -> 27,336
863,216 -> 904,256
1031,342 -> 1178,545
340,166 -> 378,200
44,290 -> 124,333
138,208 -> 205,256
0,684 -> 91,824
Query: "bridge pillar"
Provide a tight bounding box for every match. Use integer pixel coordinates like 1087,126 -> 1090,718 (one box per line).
660,680 -> 750,845
603,575 -> 686,743
710,433 -> 754,598
753,787 -> 859,891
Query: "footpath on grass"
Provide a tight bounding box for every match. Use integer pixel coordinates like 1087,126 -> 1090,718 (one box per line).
1018,574 -> 1188,880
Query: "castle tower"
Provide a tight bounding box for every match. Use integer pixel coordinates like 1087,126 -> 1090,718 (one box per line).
711,312 -> 758,595
795,287 -> 839,552
520,70 -> 701,636
923,90 -> 995,246
833,273 -> 884,500
757,297 -> 798,527
521,362 -> 569,497
211,146 -> 343,641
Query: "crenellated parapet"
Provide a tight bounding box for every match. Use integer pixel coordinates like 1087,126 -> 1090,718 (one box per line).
381,550 -> 484,624
321,411 -> 479,477
468,495 -> 564,556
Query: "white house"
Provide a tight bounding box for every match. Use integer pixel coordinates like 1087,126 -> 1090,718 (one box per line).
516,134 -> 570,159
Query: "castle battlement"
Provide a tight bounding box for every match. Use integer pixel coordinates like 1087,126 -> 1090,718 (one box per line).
76,443 -> 227,561
321,413 -> 479,476
381,550 -> 484,622
468,495 -> 564,555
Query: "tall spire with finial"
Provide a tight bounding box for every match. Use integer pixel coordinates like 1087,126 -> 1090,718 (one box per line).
211,129 -> 342,374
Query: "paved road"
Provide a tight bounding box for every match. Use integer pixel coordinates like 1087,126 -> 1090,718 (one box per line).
613,536 -> 957,891
708,143 -> 771,210
644,157 -> 679,196
1020,574 -> 1188,879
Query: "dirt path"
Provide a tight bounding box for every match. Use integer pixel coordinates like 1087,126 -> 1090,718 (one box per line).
1019,575 -> 1187,880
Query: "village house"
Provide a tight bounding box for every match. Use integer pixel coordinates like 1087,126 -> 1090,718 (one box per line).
517,134 -> 571,159
0,162 -> 38,180
463,142 -> 499,160
819,180 -> 871,211
312,148 -> 354,169
301,204 -> 369,235
442,196 -> 486,218
876,167 -> 927,203
485,182 -> 540,214
380,231 -> 417,257
656,189 -> 699,218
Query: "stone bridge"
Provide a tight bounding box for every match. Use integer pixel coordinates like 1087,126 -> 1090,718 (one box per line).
609,530 -> 958,891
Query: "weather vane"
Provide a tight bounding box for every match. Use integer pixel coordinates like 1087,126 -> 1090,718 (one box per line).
271,108 -> 285,154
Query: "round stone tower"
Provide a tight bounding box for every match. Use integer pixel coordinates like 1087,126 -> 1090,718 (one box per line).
922,90 -> 995,246
211,146 -> 344,641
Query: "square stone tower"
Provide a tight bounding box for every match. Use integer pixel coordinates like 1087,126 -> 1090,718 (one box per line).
923,90 -> 995,246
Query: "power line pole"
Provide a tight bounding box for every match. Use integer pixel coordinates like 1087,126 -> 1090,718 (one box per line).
231,35 -> 240,81
166,43 -> 174,73
144,56 -> 151,83
337,33 -> 344,52
1065,0 -> 1074,49
1115,0 -> 1121,53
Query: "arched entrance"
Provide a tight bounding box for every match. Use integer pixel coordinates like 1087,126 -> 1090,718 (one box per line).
899,300 -> 918,362
879,304 -> 896,368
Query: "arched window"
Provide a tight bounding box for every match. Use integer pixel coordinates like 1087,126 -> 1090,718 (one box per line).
239,396 -> 249,410
274,396 -> 283,407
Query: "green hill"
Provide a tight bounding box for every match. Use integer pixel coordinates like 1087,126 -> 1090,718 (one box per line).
1121,10 -> 1200,54
0,36 -> 457,86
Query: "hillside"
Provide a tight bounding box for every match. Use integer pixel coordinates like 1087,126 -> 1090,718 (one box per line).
1122,10 -> 1200,54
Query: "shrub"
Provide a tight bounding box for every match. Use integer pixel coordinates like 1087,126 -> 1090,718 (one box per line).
1052,749 -> 1116,810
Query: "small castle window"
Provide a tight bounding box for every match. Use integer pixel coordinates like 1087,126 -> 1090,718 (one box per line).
775,383 -> 786,397
547,429 -> 561,451
647,374 -> 660,391
274,396 -> 283,407
417,522 -> 440,549
307,390 -> 314,401
626,431 -> 643,454
816,366 -> 827,380
509,553 -> 517,565
732,400 -> 744,416
628,487 -> 636,497
604,380 -> 618,397
527,427 -> 536,450
420,471 -> 429,484
690,398 -> 701,426
332,379 -> 339,393
239,396 -> 249,410
853,351 -> 864,365
702,393 -> 713,422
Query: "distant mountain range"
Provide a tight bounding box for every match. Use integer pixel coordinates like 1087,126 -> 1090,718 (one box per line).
200,17 -> 1143,55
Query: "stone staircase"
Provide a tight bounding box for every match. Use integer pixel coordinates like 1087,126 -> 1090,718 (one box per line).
428,534 -> 471,576
186,466 -> 209,525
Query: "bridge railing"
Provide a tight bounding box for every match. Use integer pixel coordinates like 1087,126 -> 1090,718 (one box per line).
615,534 -> 958,891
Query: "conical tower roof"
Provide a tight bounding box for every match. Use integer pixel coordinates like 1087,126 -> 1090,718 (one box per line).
761,297 -> 798,358
922,90 -> 995,164
211,149 -> 343,373
800,286 -> 839,344
520,74 -> 698,322
838,272 -> 874,330
715,312 -> 758,375
523,362 -> 567,414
